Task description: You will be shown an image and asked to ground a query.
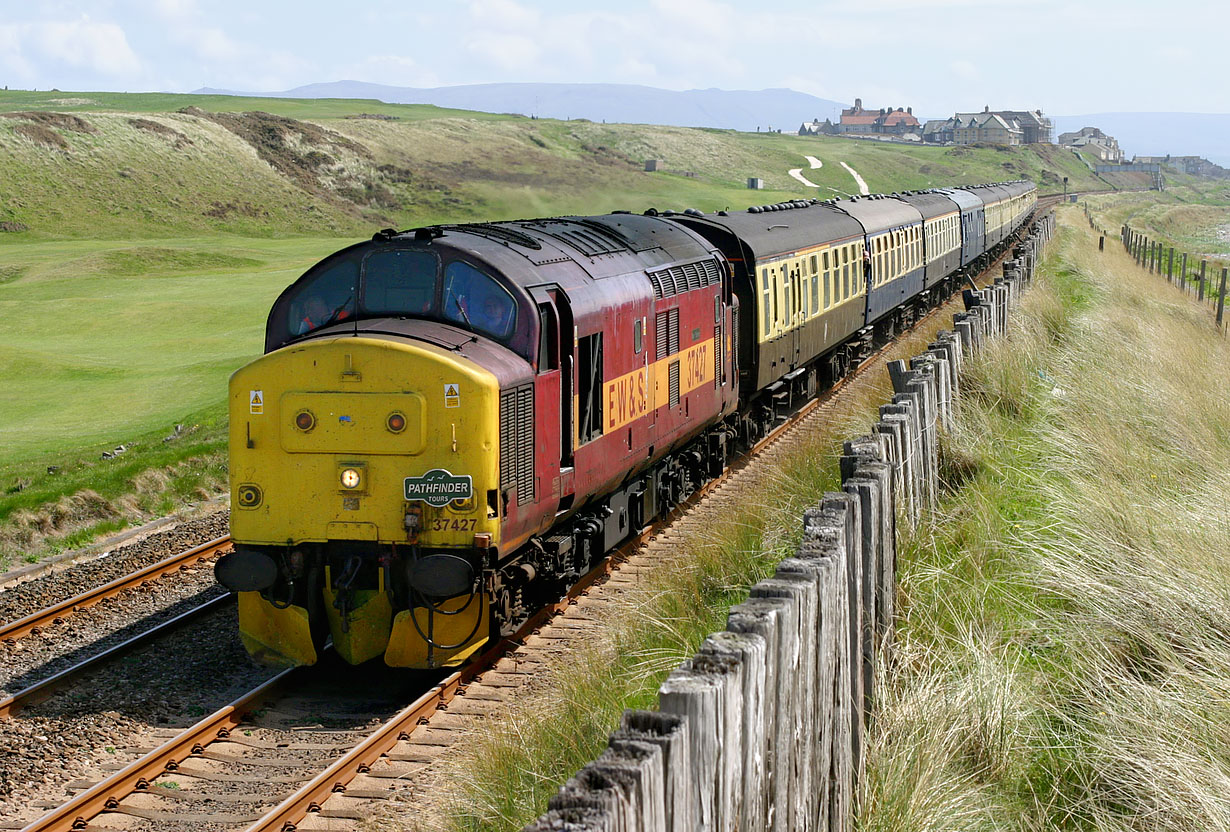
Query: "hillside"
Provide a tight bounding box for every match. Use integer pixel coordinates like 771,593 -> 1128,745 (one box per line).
195,81 -> 851,134
0,89 -> 1114,241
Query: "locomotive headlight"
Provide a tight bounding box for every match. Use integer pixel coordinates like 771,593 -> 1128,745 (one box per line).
387,412 -> 406,433
294,410 -> 316,432
340,468 -> 362,489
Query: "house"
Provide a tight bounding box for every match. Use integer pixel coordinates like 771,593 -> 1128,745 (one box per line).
799,99 -> 921,137
837,98 -> 880,134
876,107 -> 921,135
1059,127 -> 1123,163
921,119 -> 953,144
996,109 -> 1052,144
924,106 -> 1051,145
952,110 -> 1023,146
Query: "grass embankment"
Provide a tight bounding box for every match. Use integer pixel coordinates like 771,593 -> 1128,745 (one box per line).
1085,184 -> 1230,258
0,89 -> 1108,242
862,208 -> 1230,829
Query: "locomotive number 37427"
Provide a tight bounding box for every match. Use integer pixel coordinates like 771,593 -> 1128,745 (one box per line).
429,517 -> 478,532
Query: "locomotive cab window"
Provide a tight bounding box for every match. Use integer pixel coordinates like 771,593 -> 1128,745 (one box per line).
577,333 -> 603,444
443,261 -> 517,340
281,254 -> 359,340
361,249 -> 437,318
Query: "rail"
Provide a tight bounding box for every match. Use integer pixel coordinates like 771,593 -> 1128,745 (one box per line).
0,536 -> 232,645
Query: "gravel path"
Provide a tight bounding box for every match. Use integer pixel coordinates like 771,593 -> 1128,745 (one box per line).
789,167 -> 820,188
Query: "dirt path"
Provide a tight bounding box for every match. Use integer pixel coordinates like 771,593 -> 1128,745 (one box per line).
840,161 -> 870,195
789,168 -> 821,188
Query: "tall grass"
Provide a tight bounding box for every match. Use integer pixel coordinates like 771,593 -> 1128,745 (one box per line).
861,208 -> 1230,831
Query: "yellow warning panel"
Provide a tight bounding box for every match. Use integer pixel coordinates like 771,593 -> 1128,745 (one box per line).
385,595 -> 488,668
237,592 -> 316,667
322,567 -> 394,665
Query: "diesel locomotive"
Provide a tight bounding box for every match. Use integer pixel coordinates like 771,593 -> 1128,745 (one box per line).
215,179 -> 1037,668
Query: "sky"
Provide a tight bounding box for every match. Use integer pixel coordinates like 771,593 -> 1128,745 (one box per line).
0,0 -> 1225,117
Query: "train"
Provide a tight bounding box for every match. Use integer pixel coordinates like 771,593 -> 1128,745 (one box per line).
214,179 -> 1037,668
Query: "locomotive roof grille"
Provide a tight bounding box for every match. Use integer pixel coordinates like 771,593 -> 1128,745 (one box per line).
444,223 -> 543,250
523,218 -> 647,256
647,259 -> 722,299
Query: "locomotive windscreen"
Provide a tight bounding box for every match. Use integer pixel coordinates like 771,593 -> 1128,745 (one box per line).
266,246 -> 518,351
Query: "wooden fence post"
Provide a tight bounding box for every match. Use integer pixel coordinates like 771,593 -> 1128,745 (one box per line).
1219,268 -> 1228,330
1182,253 -> 1189,292
1200,260 -> 1207,301
1168,247 -> 1174,283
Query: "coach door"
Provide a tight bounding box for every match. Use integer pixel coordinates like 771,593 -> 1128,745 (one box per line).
790,263 -> 803,369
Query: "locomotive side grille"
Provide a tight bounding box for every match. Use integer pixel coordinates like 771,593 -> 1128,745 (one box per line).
647,258 -> 722,299
715,321 -> 722,387
500,385 -> 536,505
656,308 -> 680,359
515,385 -> 535,505
499,390 -> 516,489
668,361 -> 681,408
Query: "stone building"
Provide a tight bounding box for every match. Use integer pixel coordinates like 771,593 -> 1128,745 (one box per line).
1058,127 -> 1123,163
923,106 -> 1052,146
798,98 -> 921,137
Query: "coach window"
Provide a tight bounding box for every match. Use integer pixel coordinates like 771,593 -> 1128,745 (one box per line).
842,246 -> 850,299
772,269 -> 780,334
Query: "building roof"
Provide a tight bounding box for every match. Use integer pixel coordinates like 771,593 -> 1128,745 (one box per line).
879,110 -> 920,127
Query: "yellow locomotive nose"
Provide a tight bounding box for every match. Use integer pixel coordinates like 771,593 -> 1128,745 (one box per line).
226,336 -> 500,668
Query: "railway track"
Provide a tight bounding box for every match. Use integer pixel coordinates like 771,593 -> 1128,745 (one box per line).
0,536 -> 233,647
11,209 -> 1055,832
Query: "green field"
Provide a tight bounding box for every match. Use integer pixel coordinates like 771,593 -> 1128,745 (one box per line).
0,89 -> 1176,565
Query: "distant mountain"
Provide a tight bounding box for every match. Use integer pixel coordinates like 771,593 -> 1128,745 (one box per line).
1052,113 -> 1230,167
192,81 -> 847,133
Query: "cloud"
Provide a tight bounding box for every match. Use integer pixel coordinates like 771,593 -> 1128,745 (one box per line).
0,17 -> 142,79
193,27 -> 241,62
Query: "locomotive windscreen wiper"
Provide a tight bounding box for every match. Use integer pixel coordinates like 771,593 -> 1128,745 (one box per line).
446,283 -> 478,338
321,294 -> 353,328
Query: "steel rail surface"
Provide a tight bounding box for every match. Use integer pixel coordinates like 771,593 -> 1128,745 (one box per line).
0,536 -> 232,645
18,666 -> 296,832
0,592 -> 233,718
